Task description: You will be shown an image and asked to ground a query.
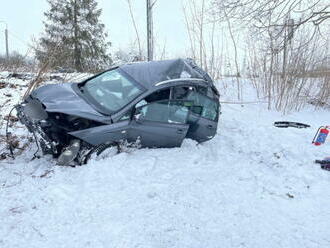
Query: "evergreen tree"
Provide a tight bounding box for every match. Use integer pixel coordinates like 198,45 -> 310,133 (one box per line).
37,0 -> 111,71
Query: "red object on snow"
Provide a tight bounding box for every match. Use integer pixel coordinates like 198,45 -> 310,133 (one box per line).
312,126 -> 330,146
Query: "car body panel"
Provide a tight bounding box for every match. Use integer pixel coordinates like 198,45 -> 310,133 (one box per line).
119,59 -> 210,89
22,98 -> 48,121
69,118 -> 189,148
69,120 -> 129,146
31,83 -> 110,123
186,114 -> 218,142
128,120 -> 189,148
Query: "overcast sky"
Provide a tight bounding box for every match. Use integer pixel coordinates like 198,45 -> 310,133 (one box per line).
0,0 -> 189,58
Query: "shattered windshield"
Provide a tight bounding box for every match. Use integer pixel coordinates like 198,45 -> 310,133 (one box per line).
83,69 -> 144,113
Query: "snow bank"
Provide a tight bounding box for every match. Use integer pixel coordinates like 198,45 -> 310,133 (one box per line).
1,76 -> 330,248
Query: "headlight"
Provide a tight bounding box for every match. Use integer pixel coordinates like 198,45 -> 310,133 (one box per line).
39,120 -> 51,127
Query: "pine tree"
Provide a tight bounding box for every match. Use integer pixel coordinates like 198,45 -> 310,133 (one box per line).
37,0 -> 111,71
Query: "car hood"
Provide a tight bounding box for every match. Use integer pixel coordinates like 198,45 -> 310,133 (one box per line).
31,83 -> 108,122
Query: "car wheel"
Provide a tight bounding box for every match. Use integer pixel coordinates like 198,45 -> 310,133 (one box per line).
82,142 -> 120,164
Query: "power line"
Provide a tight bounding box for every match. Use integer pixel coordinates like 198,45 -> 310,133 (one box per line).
7,30 -> 34,49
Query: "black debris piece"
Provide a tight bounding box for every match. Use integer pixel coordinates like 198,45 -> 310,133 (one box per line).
274,121 -> 310,129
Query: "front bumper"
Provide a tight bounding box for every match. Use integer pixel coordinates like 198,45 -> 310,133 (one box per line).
16,100 -> 58,155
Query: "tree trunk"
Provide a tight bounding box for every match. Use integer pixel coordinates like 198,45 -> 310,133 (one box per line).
73,0 -> 82,71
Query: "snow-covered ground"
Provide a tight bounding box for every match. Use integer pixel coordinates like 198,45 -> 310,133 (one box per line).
1,75 -> 330,248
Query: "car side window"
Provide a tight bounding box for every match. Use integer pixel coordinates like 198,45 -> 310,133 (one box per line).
195,86 -> 208,96
135,100 -> 189,124
172,85 -> 219,121
186,91 -> 219,121
119,108 -> 133,121
145,88 -> 170,103
172,86 -> 193,100
196,86 -> 216,99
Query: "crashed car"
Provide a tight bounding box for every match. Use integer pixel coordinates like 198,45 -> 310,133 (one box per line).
16,59 -> 220,165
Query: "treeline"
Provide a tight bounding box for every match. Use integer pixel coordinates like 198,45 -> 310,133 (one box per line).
182,0 -> 330,111
1,0 -> 113,73
1,0 -> 329,112
0,52 -> 37,72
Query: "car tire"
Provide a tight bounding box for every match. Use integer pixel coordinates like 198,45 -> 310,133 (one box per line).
82,142 -> 120,164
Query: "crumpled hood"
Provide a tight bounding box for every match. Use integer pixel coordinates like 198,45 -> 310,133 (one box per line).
31,83 -> 107,121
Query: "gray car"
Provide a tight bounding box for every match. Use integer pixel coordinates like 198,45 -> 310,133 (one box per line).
16,59 -> 220,165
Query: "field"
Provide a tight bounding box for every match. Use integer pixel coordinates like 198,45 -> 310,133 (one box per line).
1,74 -> 330,248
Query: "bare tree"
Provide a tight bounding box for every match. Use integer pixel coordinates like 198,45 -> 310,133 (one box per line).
208,0 -> 329,111
212,0 -> 329,29
126,0 -> 143,60
182,0 -> 224,80
223,7 -> 241,100
246,21 -> 330,112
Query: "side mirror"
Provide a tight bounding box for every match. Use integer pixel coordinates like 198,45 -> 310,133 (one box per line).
133,109 -> 144,123
191,105 -> 203,115
134,113 -> 141,120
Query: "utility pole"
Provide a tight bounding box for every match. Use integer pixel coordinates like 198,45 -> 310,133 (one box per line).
5,28 -> 9,60
0,21 -> 9,59
146,0 -> 154,61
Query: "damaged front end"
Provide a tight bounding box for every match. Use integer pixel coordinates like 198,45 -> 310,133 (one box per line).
16,98 -> 59,156
15,96 -> 103,165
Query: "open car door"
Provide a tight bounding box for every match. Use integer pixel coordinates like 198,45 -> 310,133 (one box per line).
170,87 -> 219,143
186,90 -> 219,142
128,100 -> 190,148
186,114 -> 218,142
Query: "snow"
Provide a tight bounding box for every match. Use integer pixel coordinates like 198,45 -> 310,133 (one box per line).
1,76 -> 330,248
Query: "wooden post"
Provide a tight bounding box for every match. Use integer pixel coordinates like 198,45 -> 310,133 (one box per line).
146,0 -> 154,61
5,28 -> 9,60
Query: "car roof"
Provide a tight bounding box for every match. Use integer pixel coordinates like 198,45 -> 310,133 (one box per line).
118,58 -> 214,90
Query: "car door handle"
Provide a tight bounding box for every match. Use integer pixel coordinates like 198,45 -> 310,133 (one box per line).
207,125 -> 215,129
177,129 -> 184,134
